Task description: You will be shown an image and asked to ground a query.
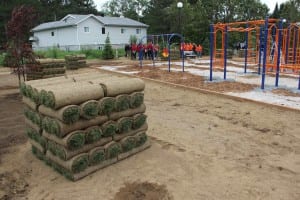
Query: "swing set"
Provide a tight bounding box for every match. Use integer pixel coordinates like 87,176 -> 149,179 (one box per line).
138,33 -> 185,72
209,18 -> 300,90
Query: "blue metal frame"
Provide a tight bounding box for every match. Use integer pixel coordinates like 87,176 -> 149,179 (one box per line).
261,17 -> 269,90
209,24 -> 214,81
244,23 -> 249,73
167,33 -> 185,72
293,27 -> 298,64
275,19 -> 283,87
224,25 -> 228,80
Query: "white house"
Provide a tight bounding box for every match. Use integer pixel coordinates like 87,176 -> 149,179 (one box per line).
31,14 -> 149,51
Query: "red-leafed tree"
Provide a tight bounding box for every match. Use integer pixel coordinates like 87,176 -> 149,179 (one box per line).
6,5 -> 38,84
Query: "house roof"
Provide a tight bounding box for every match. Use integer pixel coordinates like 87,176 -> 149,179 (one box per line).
32,14 -> 148,32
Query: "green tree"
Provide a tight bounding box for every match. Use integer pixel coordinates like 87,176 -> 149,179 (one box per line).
271,3 -> 280,19
102,34 -> 114,59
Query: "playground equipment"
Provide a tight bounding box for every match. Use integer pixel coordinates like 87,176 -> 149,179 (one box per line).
139,33 -> 185,72
209,18 -> 300,90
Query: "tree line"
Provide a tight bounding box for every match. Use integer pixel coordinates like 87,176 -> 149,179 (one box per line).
1,0 -> 300,50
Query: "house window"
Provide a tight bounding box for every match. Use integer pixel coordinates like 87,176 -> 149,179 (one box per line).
84,27 -> 89,33
51,31 -> 54,36
136,29 -> 141,34
121,28 -> 125,34
102,27 -> 105,34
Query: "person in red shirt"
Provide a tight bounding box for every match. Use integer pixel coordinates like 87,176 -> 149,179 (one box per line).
147,42 -> 154,60
131,43 -> 137,60
196,44 -> 203,58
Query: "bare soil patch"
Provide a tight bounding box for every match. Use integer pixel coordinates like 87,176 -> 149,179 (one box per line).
114,182 -> 173,200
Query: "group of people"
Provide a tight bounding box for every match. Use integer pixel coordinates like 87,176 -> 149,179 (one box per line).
181,43 -> 203,57
124,42 -> 203,60
125,42 -> 159,60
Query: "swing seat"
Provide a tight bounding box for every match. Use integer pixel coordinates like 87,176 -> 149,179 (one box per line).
162,48 -> 169,57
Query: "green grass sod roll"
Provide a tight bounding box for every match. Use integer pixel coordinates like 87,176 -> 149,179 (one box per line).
133,113 -> 147,129
98,97 -> 115,116
115,94 -> 130,112
100,78 -> 145,97
43,131 -> 112,160
69,73 -> 110,82
24,107 -> 42,127
85,126 -> 102,144
135,132 -> 148,147
31,145 -> 45,160
46,151 -> 89,174
47,140 -> 59,156
20,82 -> 28,96
42,115 -> 108,137
39,105 -> 80,124
120,136 -> 136,152
22,95 -> 39,111
109,104 -> 146,121
64,130 -> 85,150
43,82 -> 104,109
80,100 -> 99,119
42,116 -> 60,136
117,117 -> 133,134
113,123 -> 148,141
88,147 -> 105,165
26,127 -> 47,151
130,92 -> 144,108
104,141 -> 122,159
101,121 -> 118,137
24,118 -> 41,133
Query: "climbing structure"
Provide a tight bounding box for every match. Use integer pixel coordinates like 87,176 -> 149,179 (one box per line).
209,18 -> 300,89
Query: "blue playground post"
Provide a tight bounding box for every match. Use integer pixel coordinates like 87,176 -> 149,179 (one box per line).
168,40 -> 171,72
244,23 -> 249,73
275,19 -> 283,87
261,17 -> 269,90
298,73 -> 300,90
224,25 -> 228,80
258,26 -> 263,75
209,24 -> 214,81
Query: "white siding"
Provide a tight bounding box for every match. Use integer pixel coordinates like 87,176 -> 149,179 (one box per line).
33,26 -> 77,50
105,26 -> 147,45
77,17 -> 103,48
32,16 -> 148,51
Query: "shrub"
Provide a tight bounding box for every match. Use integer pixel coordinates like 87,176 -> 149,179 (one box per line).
102,34 -> 114,60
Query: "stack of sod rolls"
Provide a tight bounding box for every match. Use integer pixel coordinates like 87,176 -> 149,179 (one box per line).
26,59 -> 66,81
22,73 -> 150,181
65,54 -> 87,70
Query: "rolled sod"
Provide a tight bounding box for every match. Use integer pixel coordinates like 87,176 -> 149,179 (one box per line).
98,97 -> 115,116
104,141 -> 122,159
42,82 -> 105,109
80,100 -> 99,120
120,136 -> 136,152
109,104 -> 146,121
64,130 -> 86,150
22,96 -> 38,111
100,78 -> 145,97
46,151 -> 89,174
132,113 -> 147,129
24,118 -> 41,133
42,115 -> 108,137
26,127 -> 46,150
44,131 -> 112,160
130,92 -> 144,108
135,132 -> 148,147
39,105 -> 80,124
24,107 -> 42,127
115,94 -> 130,112
113,123 -> 148,141
43,129 -> 84,150
101,121 -> 118,137
88,147 -> 105,165
85,126 -> 103,144
70,73 -> 111,82
31,145 -> 46,160
117,117 -> 133,134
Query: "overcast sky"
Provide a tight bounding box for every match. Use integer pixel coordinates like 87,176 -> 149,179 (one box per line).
94,0 -> 288,13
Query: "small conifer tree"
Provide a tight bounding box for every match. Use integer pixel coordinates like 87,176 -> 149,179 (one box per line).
102,34 -> 114,59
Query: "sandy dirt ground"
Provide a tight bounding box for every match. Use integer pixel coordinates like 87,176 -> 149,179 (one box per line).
0,66 -> 300,200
